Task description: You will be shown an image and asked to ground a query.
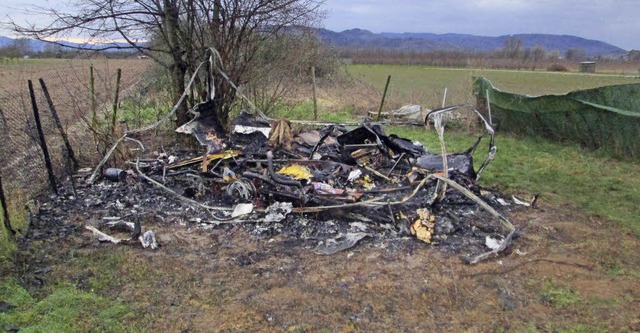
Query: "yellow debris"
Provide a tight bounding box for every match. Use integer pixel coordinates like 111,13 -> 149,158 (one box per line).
410,208 -> 436,243
356,174 -> 376,190
278,164 -> 313,180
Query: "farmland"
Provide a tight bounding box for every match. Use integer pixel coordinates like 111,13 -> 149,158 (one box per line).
2,61 -> 640,332
346,64 -> 640,107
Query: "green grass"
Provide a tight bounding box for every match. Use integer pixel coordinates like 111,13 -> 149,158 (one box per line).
1,196 -> 29,271
347,65 -> 640,107
539,283 -> 581,308
272,100 -> 358,123
0,279 -> 138,332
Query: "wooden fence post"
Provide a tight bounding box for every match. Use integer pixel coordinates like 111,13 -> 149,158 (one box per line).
28,80 -> 58,195
39,78 -> 79,170
0,174 -> 15,237
311,66 -> 318,121
376,75 -> 391,121
111,68 -> 122,137
90,65 -> 96,129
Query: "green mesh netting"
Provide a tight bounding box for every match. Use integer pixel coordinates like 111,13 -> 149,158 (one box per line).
472,76 -> 640,160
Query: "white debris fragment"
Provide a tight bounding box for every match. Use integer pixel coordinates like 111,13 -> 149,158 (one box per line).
85,225 -> 123,244
496,198 -> 510,206
349,222 -> 369,232
515,249 -> 528,256
115,199 -> 125,210
231,203 -> 254,218
139,230 -> 158,249
392,104 -> 422,120
314,233 -> 370,255
347,169 -> 363,182
485,236 -> 503,250
512,195 -> 534,207
106,221 -> 136,229
233,125 -> 271,138
264,202 -> 293,223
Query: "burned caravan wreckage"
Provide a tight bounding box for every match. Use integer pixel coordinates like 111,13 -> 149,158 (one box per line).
79,49 -> 526,263
86,97 -> 528,264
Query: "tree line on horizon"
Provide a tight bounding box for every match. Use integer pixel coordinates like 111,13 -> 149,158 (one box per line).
339,37 -> 640,70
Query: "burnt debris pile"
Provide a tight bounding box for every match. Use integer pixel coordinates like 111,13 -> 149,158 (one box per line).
66,106 -> 530,264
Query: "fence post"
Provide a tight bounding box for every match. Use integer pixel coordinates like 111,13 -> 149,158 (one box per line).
90,65 -> 96,129
376,75 -> 391,121
28,80 -> 58,195
311,66 -> 318,121
0,174 -> 15,237
111,68 -> 122,137
39,78 -> 79,170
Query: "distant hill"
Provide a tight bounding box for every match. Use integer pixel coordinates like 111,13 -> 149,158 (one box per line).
316,28 -> 627,58
0,36 -> 136,53
2,30 -> 627,58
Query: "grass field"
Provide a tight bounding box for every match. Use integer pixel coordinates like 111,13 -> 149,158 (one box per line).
346,64 -> 640,108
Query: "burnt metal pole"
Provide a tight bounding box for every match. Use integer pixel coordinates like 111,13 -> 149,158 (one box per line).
376,75 -> 391,121
39,78 -> 78,170
28,80 -> 58,195
0,174 -> 15,237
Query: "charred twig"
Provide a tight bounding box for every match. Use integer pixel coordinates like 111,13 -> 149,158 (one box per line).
88,136 -> 126,183
362,186 -> 413,194
363,165 -> 392,182
386,153 -> 405,177
124,137 -> 146,152
387,203 -> 396,224
309,125 -> 334,159
291,196 -> 387,213
134,159 -> 237,222
343,143 -> 379,149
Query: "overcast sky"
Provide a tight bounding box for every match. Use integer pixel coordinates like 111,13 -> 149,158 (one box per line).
2,0 -> 638,50
323,0 -> 638,50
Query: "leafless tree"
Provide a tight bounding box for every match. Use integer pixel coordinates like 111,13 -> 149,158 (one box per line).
502,37 -> 523,59
0,38 -> 31,58
531,45 -> 546,70
9,0 -> 325,125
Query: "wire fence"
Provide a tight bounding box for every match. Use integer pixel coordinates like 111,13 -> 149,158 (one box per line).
0,59 -> 152,234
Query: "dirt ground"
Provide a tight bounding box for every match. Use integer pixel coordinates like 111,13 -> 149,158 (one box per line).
11,195 -> 640,332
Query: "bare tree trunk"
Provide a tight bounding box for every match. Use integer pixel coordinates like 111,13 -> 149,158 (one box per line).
171,64 -> 189,125
164,0 -> 190,125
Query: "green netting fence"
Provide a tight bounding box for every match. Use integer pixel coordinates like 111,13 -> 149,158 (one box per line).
472,77 -> 640,160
